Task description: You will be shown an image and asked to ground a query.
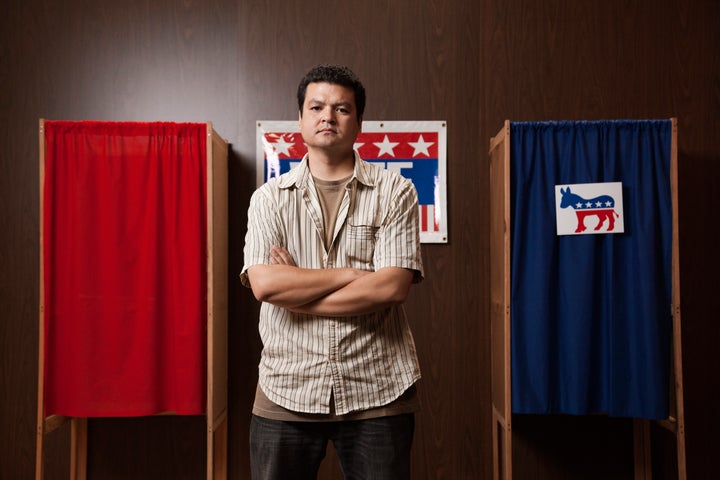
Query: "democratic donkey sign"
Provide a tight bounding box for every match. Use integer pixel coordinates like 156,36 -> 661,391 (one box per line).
554,182 -> 624,235
256,120 -> 448,243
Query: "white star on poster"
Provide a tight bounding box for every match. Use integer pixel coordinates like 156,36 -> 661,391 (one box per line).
271,136 -> 294,156
409,134 -> 433,157
374,135 -> 399,157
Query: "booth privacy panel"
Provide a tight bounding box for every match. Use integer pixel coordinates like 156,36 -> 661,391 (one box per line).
509,120 -> 673,419
41,121 -> 208,417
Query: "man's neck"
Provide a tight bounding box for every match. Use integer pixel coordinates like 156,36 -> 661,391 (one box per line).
307,147 -> 355,181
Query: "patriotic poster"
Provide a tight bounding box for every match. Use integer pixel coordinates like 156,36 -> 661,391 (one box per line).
555,182 -> 624,235
256,121 -> 448,243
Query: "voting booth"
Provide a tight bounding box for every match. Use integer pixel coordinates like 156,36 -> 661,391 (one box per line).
489,119 -> 685,479
36,120 -> 228,479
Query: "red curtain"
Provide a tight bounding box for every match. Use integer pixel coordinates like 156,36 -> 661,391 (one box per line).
42,121 -> 207,416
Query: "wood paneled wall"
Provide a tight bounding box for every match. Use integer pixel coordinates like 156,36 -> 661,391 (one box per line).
1,0 -> 718,478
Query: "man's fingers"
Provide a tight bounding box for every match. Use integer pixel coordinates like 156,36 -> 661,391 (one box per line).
270,245 -> 296,266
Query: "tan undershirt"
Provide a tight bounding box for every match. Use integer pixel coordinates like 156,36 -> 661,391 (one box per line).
314,174 -> 350,250
252,174 -> 419,421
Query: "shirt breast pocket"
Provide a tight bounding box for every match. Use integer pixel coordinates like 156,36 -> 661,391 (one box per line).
345,219 -> 379,269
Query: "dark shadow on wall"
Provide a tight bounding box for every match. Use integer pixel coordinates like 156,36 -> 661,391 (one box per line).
226,145 -> 263,479
676,152 -> 720,480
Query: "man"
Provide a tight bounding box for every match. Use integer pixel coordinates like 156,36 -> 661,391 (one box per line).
241,64 -> 424,480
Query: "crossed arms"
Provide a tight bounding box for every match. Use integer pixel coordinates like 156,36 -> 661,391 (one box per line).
246,245 -> 414,317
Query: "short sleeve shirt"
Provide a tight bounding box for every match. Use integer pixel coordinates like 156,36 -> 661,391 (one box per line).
241,152 -> 423,415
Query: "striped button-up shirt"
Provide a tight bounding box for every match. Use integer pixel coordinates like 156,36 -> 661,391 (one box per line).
241,152 -> 423,415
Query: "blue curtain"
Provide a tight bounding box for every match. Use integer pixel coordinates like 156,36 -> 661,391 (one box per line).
510,120 -> 673,419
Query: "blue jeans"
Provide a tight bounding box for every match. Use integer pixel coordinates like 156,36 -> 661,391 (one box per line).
249,413 -> 415,480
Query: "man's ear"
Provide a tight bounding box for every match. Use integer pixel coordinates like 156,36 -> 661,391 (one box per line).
358,116 -> 363,133
298,111 -> 302,130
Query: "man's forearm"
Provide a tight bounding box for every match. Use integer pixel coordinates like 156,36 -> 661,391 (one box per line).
247,264 -> 369,308
290,267 -> 414,317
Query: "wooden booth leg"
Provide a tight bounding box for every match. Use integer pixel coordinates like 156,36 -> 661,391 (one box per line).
35,415 -> 87,479
70,417 -> 88,480
209,415 -> 228,479
35,421 -> 45,480
492,408 -> 512,480
633,419 -> 652,480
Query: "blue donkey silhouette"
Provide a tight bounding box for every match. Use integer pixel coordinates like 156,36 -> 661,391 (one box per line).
559,187 -> 619,233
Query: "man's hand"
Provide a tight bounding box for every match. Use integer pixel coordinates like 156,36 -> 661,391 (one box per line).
269,245 -> 296,266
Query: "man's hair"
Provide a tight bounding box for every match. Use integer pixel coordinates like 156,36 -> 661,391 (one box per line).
297,64 -> 366,121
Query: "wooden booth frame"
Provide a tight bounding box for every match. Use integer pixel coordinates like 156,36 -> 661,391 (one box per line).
35,120 -> 229,479
489,119 -> 686,480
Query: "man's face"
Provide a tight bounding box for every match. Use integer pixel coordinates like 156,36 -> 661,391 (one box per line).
299,82 -> 362,155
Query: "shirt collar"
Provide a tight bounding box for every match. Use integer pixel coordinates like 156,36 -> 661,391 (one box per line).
277,151 -> 376,190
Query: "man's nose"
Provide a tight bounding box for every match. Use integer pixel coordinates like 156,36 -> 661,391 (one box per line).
322,108 -> 336,124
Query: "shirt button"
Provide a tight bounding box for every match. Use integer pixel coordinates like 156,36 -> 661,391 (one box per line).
329,354 -> 336,361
